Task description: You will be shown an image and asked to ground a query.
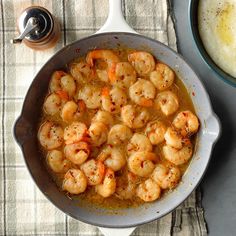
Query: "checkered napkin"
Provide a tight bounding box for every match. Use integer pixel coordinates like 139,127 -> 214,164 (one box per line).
0,0 -> 207,235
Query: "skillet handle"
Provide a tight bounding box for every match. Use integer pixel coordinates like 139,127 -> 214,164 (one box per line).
205,113 -> 221,144
98,227 -> 136,236
96,0 -> 137,34
14,115 -> 34,146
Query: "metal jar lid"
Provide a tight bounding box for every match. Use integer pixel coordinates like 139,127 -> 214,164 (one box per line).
11,6 -> 54,44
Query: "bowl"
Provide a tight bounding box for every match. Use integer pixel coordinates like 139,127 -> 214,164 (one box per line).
14,32 -> 221,228
189,0 -> 236,87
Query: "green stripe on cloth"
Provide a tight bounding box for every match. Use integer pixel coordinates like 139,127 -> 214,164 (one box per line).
0,0 -> 207,235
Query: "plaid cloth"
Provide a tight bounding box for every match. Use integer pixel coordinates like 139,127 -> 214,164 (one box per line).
0,0 -> 208,235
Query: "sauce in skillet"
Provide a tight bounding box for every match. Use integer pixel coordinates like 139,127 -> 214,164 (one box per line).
38,48 -> 199,209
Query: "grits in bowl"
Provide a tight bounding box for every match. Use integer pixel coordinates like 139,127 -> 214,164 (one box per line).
198,0 -> 236,78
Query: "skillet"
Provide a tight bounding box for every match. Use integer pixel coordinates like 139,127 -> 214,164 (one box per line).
14,0 -> 221,228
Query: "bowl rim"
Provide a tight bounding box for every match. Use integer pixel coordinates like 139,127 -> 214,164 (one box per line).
14,32 -> 221,228
188,0 -> 236,88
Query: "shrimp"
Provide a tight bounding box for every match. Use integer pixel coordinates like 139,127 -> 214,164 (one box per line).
86,49 -> 120,82
38,121 -> 64,150
95,168 -> 116,198
92,110 -> 114,127
88,122 -> 108,147
150,63 -> 175,91
136,178 -> 161,202
97,146 -> 126,171
86,49 -> 120,83
70,61 -> 95,83
62,169 -> 87,194
121,104 -> 150,129
172,111 -> 199,137
129,79 -> 156,107
107,124 -> 132,146
145,121 -> 167,145
151,164 -> 181,189
43,93 -> 64,116
64,122 -> 88,145
49,71 -> 76,98
47,150 -> 70,173
101,87 -> 127,113
78,85 -> 101,109
116,172 -> 138,200
80,159 -> 105,185
162,144 -> 193,165
101,86 -> 127,112
96,69 -> 109,83
128,51 -> 155,76
127,133 -> 152,155
155,91 -> 179,116
64,141 -> 90,165
86,49 -> 120,68
108,62 -> 137,89
61,100 -> 86,123
128,152 -> 157,177
164,127 -> 184,149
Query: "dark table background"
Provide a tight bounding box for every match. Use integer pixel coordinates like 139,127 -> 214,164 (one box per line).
172,0 -> 236,235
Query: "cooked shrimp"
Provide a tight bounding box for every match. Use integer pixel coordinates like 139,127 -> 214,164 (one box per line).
145,121 -> 167,145
64,122 -> 88,145
80,159 -> 105,185
128,51 -> 155,76
95,168 -> 116,198
155,91 -> 179,116
128,152 -> 157,177
136,178 -> 161,202
164,127 -> 184,149
86,49 -> 120,68
70,61 -> 95,83
38,121 -> 64,150
96,69 -> 109,82
86,49 -> 120,84
150,63 -> 175,90
108,62 -> 137,88
88,122 -> 108,146
121,105 -> 150,129
92,110 -> 114,127
61,100 -> 86,123
64,141 -> 90,165
43,93 -> 64,116
116,172 -> 138,200
127,133 -> 152,155
101,87 -> 127,113
107,124 -> 132,146
49,71 -> 76,98
151,164 -> 181,189
47,150 -> 70,173
129,79 -> 156,107
78,85 -> 101,109
97,146 -> 126,171
163,144 -> 193,165
172,111 -> 199,137
62,169 -> 87,194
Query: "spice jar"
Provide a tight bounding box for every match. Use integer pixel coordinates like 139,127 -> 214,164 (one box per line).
11,6 -> 60,50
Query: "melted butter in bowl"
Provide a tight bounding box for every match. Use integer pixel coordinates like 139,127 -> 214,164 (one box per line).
198,0 -> 236,78
216,3 -> 235,45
